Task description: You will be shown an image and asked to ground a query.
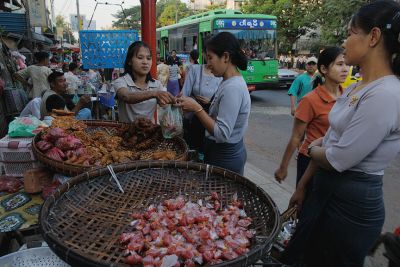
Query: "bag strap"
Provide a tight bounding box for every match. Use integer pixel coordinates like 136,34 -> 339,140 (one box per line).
198,65 -> 203,96
190,65 -> 203,97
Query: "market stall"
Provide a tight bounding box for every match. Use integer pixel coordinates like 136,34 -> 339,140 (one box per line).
0,114 -> 292,266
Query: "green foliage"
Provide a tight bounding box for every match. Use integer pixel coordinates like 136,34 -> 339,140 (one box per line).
204,3 -> 227,11
55,15 -> 66,28
55,15 -> 76,44
317,0 -> 368,46
158,0 -> 191,27
242,0 -> 320,51
112,5 -> 141,30
242,0 -> 369,50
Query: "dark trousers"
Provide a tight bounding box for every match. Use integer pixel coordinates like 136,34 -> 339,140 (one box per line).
296,153 -> 311,186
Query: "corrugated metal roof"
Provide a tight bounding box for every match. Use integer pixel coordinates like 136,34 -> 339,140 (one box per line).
0,13 -> 27,35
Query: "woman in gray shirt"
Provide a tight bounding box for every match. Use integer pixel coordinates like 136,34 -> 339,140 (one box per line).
282,1 -> 400,266
177,32 -> 251,175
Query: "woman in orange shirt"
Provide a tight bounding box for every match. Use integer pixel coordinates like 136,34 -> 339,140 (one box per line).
274,47 -> 349,194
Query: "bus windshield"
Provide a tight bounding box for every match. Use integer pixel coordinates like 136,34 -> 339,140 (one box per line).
214,29 -> 276,60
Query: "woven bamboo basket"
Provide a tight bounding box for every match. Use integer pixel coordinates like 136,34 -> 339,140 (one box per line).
32,120 -> 188,176
40,161 -> 281,267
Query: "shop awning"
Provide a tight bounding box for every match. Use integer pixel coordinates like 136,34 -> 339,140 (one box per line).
32,32 -> 54,45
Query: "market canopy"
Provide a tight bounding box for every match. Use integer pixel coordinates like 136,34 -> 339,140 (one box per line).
50,43 -> 80,53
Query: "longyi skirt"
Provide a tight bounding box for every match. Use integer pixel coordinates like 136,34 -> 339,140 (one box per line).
281,168 -> 384,267
204,138 -> 247,175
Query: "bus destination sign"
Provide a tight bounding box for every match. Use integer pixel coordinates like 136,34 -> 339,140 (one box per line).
214,19 -> 277,29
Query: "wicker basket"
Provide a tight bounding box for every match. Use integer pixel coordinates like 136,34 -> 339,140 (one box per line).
32,120 -> 188,176
40,161 -> 281,267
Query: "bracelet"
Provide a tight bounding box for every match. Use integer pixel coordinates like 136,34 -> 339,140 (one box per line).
195,107 -> 203,114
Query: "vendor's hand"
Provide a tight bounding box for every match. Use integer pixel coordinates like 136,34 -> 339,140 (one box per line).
195,95 -> 210,105
288,186 -> 306,211
78,94 -> 91,105
274,166 -> 288,183
155,91 -> 175,106
176,96 -> 202,113
309,137 -> 323,148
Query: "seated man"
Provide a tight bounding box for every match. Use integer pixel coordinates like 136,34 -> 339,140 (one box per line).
41,71 -> 92,120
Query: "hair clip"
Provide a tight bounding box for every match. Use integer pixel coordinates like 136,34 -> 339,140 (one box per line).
393,11 -> 400,22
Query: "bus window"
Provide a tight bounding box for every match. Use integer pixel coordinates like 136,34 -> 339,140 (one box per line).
183,37 -> 187,52
193,36 -> 197,50
214,29 -> 276,60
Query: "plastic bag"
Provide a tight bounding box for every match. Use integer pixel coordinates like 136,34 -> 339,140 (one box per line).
158,105 -> 183,139
8,116 -> 44,137
72,93 -> 79,105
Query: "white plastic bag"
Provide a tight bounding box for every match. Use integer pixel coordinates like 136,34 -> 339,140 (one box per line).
158,105 -> 183,139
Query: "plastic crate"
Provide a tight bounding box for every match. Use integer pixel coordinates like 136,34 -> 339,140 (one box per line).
0,135 -> 40,177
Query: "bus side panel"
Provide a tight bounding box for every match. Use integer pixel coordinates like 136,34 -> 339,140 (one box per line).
198,21 -> 212,64
241,59 -> 279,91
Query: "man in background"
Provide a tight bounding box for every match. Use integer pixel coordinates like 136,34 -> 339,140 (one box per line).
64,62 -> 81,95
288,56 -> 318,116
13,51 -> 52,99
41,71 -> 91,120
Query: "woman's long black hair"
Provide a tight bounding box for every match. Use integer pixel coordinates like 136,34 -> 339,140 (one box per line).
123,41 -> 154,83
190,50 -> 199,64
206,32 -> 248,71
351,0 -> 400,75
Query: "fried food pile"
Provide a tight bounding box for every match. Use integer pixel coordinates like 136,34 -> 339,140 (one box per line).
36,117 -> 180,166
51,116 -> 87,131
120,192 -> 255,266
74,130 -> 140,165
120,118 -> 163,150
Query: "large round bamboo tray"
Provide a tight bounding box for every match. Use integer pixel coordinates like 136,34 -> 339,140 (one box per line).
40,161 -> 281,267
32,120 -> 188,176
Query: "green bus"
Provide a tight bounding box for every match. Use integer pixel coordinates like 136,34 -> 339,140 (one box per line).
156,9 -> 278,91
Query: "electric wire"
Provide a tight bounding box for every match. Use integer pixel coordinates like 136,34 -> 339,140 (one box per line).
87,0 -> 129,29
59,0 -> 72,16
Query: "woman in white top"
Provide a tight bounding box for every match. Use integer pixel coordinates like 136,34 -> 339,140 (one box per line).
113,41 -> 175,123
281,1 -> 400,266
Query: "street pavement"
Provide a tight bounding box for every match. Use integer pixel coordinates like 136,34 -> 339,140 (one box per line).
243,89 -> 399,267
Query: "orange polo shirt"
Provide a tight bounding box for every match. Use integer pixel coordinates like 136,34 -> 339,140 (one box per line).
295,85 -> 343,157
